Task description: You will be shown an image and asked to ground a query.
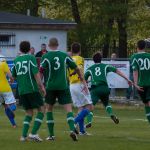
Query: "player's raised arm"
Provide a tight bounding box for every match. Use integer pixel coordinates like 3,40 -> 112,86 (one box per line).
115,69 -> 132,85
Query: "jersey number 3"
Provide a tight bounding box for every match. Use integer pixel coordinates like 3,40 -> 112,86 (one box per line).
54,57 -> 60,70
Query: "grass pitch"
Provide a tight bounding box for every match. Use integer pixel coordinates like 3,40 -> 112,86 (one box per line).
0,104 -> 150,150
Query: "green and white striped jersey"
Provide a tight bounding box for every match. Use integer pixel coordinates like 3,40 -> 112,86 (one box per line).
84,63 -> 116,87
131,52 -> 150,86
12,54 -> 39,95
40,50 -> 77,90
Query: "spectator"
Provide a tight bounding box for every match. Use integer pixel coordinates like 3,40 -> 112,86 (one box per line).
111,53 -> 117,60
30,47 -> 35,55
35,43 -> 48,57
35,43 -> 48,68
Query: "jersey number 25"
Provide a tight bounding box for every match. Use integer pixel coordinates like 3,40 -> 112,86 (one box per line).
16,61 -> 28,75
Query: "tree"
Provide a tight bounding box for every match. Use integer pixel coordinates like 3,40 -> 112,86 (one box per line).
102,18 -> 114,58
128,0 -> 150,44
70,0 -> 81,24
0,0 -> 40,16
117,0 -> 128,58
1,0 -> 150,58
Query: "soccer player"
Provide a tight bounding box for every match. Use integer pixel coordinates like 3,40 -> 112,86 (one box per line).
40,38 -> 88,141
0,55 -> 17,128
12,41 -> 46,142
131,40 -> 150,123
84,52 -> 132,124
69,42 -> 93,134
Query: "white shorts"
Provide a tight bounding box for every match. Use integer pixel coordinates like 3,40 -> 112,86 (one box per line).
0,92 -> 16,105
70,83 -> 92,108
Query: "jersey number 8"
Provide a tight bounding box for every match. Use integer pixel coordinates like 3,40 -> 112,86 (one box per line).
95,67 -> 101,76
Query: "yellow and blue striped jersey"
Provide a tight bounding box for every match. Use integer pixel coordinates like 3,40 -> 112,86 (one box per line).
0,61 -> 12,92
69,55 -> 84,84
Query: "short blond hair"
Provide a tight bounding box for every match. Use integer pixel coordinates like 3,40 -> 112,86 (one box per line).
49,38 -> 59,47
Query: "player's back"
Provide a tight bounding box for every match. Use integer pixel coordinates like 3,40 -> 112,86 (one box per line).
0,60 -> 12,92
69,55 -> 84,84
131,52 -> 150,86
13,54 -> 39,95
85,63 -> 116,86
41,50 -> 76,90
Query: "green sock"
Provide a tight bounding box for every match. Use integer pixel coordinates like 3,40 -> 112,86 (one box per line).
46,112 -> 54,136
145,106 -> 150,123
67,112 -> 75,132
22,115 -> 32,137
86,111 -> 93,124
31,112 -> 44,135
105,105 -> 113,116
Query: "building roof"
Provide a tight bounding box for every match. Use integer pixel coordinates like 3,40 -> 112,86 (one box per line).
0,12 -> 76,30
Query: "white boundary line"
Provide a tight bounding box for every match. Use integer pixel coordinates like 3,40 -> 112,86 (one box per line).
19,109 -> 147,122
94,115 -> 147,122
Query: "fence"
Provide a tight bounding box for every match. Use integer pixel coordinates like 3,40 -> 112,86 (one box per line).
78,46 -> 137,58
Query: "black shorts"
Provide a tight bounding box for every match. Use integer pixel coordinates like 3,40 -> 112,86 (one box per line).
138,86 -> 150,104
45,89 -> 72,105
20,92 -> 44,110
90,85 -> 110,106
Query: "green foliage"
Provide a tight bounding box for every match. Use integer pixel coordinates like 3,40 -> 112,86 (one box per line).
128,0 -> 150,45
1,0 -> 150,57
0,0 -> 43,16
42,0 -> 129,57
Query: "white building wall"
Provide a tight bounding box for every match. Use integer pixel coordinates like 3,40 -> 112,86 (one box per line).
0,29 -> 67,57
